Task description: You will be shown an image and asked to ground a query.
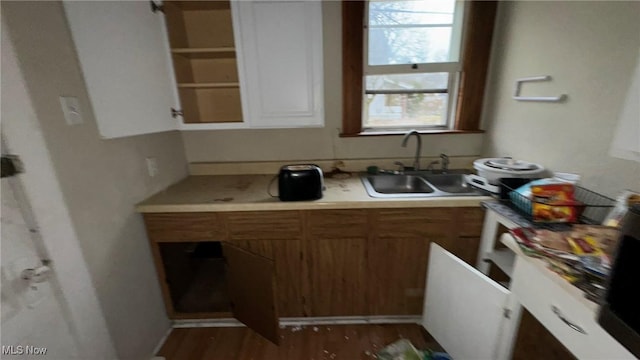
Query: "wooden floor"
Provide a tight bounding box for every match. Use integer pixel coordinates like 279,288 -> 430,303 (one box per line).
158,324 -> 443,360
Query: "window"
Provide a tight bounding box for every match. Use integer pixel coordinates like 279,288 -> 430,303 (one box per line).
342,0 -> 498,136
364,0 -> 464,131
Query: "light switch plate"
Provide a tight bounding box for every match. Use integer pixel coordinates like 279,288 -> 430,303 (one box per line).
145,157 -> 159,178
59,96 -> 83,125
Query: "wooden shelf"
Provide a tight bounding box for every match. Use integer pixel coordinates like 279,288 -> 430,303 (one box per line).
172,1 -> 230,11
171,47 -> 236,59
165,0 -> 242,124
177,82 -> 239,89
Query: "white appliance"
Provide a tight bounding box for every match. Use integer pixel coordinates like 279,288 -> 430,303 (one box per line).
467,158 -> 546,193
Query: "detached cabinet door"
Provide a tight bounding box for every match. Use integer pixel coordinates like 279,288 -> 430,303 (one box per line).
232,1 -> 324,128
63,1 -> 177,138
222,242 -> 280,345
423,243 -> 510,359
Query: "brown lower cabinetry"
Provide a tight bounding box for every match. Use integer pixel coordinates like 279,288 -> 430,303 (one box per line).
368,208 -> 482,315
143,207 -> 484,332
228,239 -> 303,317
306,210 -> 369,316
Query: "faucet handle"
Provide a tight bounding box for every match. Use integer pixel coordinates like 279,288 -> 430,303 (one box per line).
440,153 -> 450,171
393,161 -> 406,172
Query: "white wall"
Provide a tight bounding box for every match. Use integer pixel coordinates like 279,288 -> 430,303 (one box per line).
2,23 -> 115,359
2,2 -> 189,359
181,1 -> 485,163
482,1 -> 640,197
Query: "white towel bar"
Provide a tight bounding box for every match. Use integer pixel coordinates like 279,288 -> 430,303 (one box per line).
513,75 -> 567,102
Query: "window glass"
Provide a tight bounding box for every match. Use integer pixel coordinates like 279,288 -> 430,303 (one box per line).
364,73 -> 449,128
365,73 -> 448,91
367,0 -> 457,65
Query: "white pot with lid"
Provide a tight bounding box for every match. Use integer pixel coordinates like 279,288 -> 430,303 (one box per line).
473,158 -> 546,184
466,157 -> 546,193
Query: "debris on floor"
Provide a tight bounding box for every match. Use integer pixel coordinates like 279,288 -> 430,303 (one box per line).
290,325 -> 304,333
376,339 -> 421,360
376,339 -> 451,360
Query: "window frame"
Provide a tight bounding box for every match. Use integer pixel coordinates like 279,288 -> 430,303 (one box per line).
341,0 -> 497,137
362,0 -> 465,132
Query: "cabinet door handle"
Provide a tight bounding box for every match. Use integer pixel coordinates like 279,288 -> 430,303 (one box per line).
552,305 -> 587,334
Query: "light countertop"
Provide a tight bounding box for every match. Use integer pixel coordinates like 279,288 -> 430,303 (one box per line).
136,174 -> 492,213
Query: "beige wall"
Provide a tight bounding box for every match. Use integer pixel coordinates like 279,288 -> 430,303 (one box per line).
482,1 -> 640,198
181,1 -> 485,163
2,2 -> 189,359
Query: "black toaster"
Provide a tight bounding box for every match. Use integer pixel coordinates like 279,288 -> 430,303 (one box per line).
278,164 -> 323,201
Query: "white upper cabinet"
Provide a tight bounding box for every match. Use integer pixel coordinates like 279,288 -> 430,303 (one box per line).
63,1 -> 178,139
232,1 -> 324,128
63,0 -> 324,137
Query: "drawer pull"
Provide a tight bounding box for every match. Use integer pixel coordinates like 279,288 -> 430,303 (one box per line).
552,306 -> 587,334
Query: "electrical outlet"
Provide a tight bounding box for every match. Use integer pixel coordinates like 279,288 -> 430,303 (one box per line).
59,96 -> 83,125
145,157 -> 159,178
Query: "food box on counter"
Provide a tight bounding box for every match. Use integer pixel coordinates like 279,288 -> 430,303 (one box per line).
509,179 -> 583,223
531,183 -> 583,223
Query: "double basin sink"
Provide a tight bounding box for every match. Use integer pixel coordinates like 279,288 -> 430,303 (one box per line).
361,170 -> 483,198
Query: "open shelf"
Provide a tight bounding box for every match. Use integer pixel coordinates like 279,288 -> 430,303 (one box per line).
177,82 -> 239,89
484,248 -> 516,278
164,0 -> 242,124
165,1 -> 234,49
179,88 -> 243,124
171,1 -> 230,11
171,47 -> 236,59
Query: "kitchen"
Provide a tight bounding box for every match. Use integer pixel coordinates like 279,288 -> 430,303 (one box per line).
1,1 -> 639,359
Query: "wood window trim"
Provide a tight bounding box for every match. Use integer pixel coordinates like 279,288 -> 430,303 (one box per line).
341,0 -> 498,137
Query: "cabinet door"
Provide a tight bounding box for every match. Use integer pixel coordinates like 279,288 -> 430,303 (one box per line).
225,211 -> 304,316
222,242 -> 280,344
369,208 -> 452,315
368,237 -> 430,315
233,1 -> 324,128
306,210 -> 368,316
63,1 -> 178,138
423,243 -> 510,359
229,240 -> 304,317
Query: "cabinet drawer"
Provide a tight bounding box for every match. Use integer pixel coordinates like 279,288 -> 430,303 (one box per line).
512,259 -> 634,359
374,208 -> 453,239
456,207 -> 485,237
307,210 -> 368,239
144,213 -> 226,242
226,211 -> 302,240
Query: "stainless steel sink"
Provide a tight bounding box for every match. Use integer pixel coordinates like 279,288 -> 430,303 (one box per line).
362,175 -> 435,196
421,174 -> 477,194
361,172 -> 483,198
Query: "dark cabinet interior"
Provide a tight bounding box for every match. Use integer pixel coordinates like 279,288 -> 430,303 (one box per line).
159,242 -> 230,314
512,309 -> 576,360
155,239 -> 280,344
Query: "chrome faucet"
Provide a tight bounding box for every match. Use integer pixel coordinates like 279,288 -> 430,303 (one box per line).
440,153 -> 449,172
401,130 -> 422,171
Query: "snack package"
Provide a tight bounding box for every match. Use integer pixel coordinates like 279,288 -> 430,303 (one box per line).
566,235 -> 603,256
571,225 -> 620,257
510,178 -> 566,216
531,183 -> 582,223
534,229 -> 572,252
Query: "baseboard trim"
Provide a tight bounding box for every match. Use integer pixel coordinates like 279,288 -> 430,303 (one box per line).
151,327 -> 173,358
172,315 -> 422,328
